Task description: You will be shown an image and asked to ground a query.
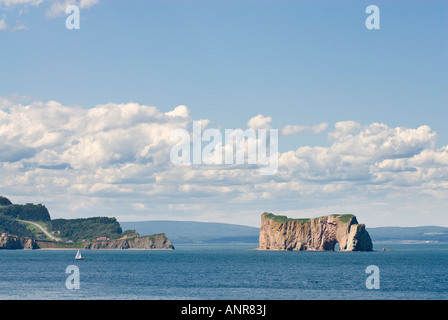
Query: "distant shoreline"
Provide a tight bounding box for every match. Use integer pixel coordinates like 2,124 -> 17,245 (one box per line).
39,248 -> 175,251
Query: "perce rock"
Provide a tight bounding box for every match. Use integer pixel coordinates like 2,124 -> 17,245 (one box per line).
258,213 -> 373,251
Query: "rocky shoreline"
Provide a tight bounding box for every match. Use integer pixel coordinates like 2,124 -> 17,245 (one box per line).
0,236 -> 39,250
0,233 -> 174,250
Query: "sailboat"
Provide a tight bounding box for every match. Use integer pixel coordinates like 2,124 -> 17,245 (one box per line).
75,250 -> 85,260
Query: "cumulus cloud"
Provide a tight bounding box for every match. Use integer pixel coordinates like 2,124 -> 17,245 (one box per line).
45,0 -> 99,18
277,121 -> 444,191
281,123 -> 328,136
0,0 -> 42,7
0,16 -> 27,31
0,18 -> 7,30
165,105 -> 189,118
0,0 -> 100,28
247,114 -> 272,130
1,97 -> 447,226
328,121 -> 436,157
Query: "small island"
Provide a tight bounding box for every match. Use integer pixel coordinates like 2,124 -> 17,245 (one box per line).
0,196 -> 174,250
258,212 -> 373,251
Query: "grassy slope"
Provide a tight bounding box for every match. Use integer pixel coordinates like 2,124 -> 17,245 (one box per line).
263,212 -> 355,224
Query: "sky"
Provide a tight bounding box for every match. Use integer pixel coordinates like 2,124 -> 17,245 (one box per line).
0,0 -> 447,227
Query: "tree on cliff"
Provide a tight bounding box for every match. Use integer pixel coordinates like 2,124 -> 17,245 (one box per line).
50,217 -> 124,242
0,203 -> 51,222
0,215 -> 34,238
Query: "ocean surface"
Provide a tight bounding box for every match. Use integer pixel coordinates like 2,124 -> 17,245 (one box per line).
0,243 -> 447,300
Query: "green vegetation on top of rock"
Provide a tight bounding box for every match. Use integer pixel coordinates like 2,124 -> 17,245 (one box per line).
50,217 -> 138,242
262,212 -> 311,223
263,212 -> 355,224
329,214 -> 356,223
0,203 -> 51,222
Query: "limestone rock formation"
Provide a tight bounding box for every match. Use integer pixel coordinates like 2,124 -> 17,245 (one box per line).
258,212 -> 373,251
83,233 -> 174,250
0,236 -> 39,249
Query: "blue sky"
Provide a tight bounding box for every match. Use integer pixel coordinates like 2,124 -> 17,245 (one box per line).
0,0 -> 447,227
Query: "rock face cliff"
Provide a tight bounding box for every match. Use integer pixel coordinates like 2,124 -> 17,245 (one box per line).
258,213 -> 373,251
83,233 -> 174,250
0,236 -> 39,249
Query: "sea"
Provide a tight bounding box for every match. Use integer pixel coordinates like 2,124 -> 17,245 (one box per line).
0,243 -> 447,300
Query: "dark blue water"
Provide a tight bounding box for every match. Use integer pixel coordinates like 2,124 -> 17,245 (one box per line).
0,244 -> 447,300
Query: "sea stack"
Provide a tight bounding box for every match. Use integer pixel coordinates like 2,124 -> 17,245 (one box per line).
258,212 -> 373,251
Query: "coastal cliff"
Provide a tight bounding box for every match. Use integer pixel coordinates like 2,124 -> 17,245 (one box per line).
258,213 -> 373,251
0,196 -> 175,250
0,236 -> 39,249
83,233 -> 174,250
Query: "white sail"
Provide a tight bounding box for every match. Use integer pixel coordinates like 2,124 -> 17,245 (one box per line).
75,250 -> 82,259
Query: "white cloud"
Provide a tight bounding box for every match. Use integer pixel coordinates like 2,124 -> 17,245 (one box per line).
372,145 -> 448,186
12,23 -> 27,30
247,114 -> 272,130
329,122 -> 436,158
165,105 -> 190,118
0,18 -> 7,30
0,16 -> 27,30
45,0 -> 99,17
1,97 -> 447,227
79,0 -> 98,7
278,121 -> 440,184
281,123 -> 328,136
0,0 -> 100,25
0,0 -> 42,7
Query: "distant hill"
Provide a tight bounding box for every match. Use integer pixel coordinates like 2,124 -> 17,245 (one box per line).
119,220 -> 260,244
367,226 -> 448,244
120,220 -> 448,245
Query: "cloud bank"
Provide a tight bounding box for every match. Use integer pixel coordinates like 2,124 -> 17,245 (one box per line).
0,97 -> 447,227
0,0 -> 99,30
